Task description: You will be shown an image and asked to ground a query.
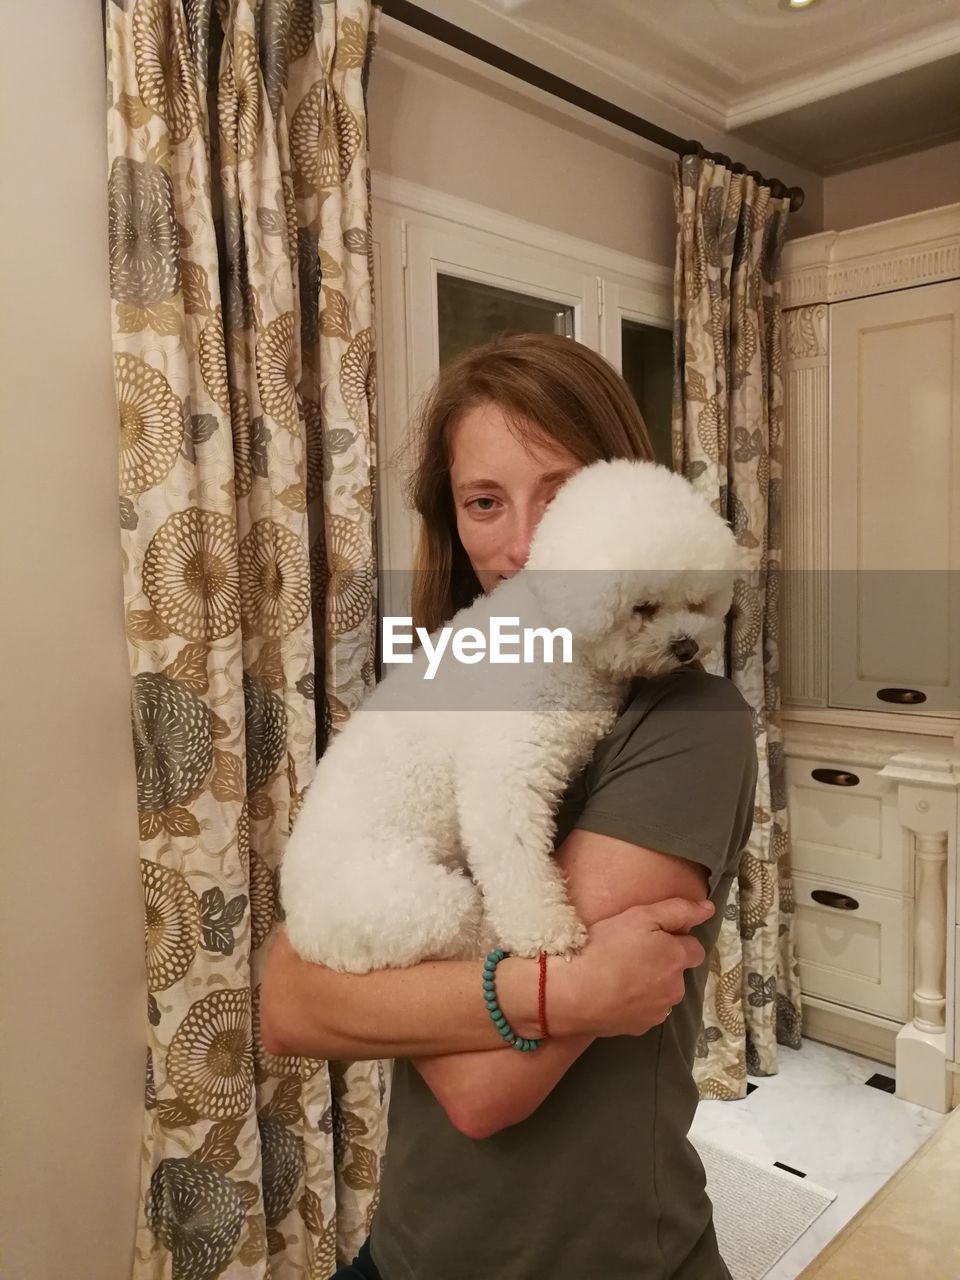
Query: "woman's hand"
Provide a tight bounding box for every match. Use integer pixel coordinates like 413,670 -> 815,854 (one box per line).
556,898 -> 714,1039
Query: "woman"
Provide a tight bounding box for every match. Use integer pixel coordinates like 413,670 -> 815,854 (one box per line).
261,333 -> 758,1279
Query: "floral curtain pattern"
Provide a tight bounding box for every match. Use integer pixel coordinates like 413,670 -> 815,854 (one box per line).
106,0 -> 384,1273
672,154 -> 802,1099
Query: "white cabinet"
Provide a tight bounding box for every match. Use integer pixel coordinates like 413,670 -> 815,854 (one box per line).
787,749 -> 913,1022
781,203 -> 960,720
829,280 -> 960,717
783,204 -> 960,1095
780,207 -> 960,1104
783,717 -> 959,1103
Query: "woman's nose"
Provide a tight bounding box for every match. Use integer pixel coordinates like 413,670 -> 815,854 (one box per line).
503,510 -> 539,571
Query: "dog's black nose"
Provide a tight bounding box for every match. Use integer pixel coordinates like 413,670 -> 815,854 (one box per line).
670,636 -> 699,663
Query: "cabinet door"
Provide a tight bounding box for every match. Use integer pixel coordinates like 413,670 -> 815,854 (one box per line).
829,279 -> 960,717
793,872 -> 911,1020
786,755 -> 908,894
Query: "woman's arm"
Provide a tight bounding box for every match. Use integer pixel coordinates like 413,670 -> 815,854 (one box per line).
259,885 -> 709,1067
412,830 -> 711,1139
260,930 -> 549,1060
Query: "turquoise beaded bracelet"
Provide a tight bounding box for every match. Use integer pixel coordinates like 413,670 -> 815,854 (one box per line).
482,948 -> 543,1052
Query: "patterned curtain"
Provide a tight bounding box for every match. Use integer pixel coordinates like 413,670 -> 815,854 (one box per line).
105,1 -> 385,1274
671,154 -> 802,1100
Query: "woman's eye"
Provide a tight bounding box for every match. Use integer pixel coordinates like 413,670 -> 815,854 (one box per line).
467,497 -> 497,512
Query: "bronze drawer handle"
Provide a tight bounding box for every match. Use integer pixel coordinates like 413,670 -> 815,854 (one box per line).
811,768 -> 860,787
811,889 -> 860,912
876,687 -> 926,705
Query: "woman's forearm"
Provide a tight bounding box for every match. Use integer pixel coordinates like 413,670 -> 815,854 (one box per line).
260,929 -> 576,1060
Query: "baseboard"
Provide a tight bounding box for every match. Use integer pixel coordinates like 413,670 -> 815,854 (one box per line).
802,996 -> 900,1066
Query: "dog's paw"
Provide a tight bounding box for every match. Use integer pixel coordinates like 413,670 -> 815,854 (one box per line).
537,912 -> 588,958
498,905 -> 588,959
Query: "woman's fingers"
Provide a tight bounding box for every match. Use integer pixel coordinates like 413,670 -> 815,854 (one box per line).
641,896 -> 715,935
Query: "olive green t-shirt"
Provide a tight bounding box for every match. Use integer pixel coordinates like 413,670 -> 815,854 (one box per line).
369,669 -> 758,1280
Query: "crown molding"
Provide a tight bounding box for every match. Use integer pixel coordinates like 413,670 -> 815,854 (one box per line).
531,27 -> 727,136
383,1 -> 959,172
820,125 -> 960,179
781,202 -> 960,308
375,10 -> 819,193
379,1 -> 727,135
371,170 -> 674,297
726,22 -> 960,129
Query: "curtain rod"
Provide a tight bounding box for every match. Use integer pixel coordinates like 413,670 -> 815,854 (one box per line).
377,0 -> 805,213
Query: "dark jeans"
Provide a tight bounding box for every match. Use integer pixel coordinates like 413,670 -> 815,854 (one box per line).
329,1237 -> 383,1280
329,1231 -> 729,1279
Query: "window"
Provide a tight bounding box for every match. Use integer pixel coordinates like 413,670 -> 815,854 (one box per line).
620,319 -> 674,468
437,274 -> 575,366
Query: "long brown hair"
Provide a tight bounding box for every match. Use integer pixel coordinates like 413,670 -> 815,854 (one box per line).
406,332 -> 655,633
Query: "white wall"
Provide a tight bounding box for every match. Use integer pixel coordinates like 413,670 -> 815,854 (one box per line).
367,32 -> 824,268
824,140 -> 960,232
0,7 -> 145,1278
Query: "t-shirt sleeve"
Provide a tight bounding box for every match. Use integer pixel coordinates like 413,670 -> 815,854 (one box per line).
572,675 -> 759,897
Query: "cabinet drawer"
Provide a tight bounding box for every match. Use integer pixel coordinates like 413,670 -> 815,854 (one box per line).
793,873 -> 910,1021
786,756 -> 906,893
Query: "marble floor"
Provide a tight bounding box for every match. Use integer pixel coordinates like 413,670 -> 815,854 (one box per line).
690,1037 -> 947,1280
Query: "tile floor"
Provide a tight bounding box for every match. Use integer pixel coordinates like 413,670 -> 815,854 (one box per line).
690,1037 -> 947,1279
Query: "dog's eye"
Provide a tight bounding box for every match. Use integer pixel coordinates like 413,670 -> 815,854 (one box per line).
632,602 -> 658,619
688,600 -> 706,612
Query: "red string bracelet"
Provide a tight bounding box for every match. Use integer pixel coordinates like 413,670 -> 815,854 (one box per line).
538,950 -> 550,1039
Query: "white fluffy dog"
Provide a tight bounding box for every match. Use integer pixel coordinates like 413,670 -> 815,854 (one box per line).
280,460 -> 739,973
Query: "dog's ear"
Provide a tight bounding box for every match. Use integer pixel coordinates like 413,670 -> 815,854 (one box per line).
527,570 -> 623,643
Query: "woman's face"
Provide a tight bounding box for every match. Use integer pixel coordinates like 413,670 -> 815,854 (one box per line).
448,400 -> 583,595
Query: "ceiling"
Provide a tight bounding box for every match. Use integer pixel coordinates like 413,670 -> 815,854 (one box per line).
421,0 -> 960,174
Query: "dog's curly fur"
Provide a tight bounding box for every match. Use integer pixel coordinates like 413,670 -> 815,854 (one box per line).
280,460 -> 740,973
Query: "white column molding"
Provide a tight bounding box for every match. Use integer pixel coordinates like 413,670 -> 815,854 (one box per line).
913,833 -> 948,1031
782,303 -> 829,707
879,750 -> 960,1113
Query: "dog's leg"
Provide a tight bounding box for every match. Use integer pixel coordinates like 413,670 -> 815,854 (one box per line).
284,846 -> 485,973
454,747 -> 587,959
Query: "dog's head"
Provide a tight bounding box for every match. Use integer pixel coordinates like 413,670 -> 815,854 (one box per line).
524,459 -> 742,679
